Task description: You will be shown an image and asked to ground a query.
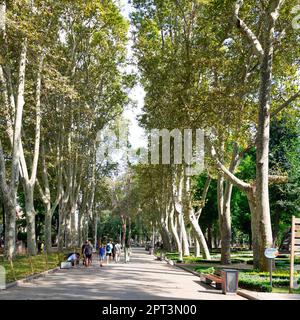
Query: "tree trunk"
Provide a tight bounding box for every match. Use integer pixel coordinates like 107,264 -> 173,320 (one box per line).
246,187 -> 259,268
94,213 -> 98,249
256,31 -> 274,271
207,225 -> 212,250
182,172 -> 211,259
220,180 -> 233,264
194,236 -> 201,258
0,142 -> 16,259
127,216 -> 132,247
78,209 -> 83,247
70,201 -> 77,247
169,205 -> 182,256
188,207 -> 211,259
173,168 -> 190,256
24,185 -> 36,255
57,199 -> 66,251
21,51 -> 43,256
121,215 -> 126,248
177,215 -> 183,262
179,213 -> 190,256
234,0 -> 284,271
3,194 -> 16,259
160,211 -> 172,251
44,202 -> 52,253
82,211 -> 89,244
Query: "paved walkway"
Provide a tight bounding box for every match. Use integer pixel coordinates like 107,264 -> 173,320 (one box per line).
0,248 -> 245,300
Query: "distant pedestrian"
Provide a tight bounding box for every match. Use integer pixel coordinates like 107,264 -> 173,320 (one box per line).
114,242 -> 121,263
99,245 -> 106,267
106,241 -> 113,264
84,241 -> 93,267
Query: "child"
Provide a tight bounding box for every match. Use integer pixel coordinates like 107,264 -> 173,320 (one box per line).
99,245 -> 106,267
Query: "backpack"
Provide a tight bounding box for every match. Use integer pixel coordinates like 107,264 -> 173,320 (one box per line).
106,244 -> 111,252
84,245 -> 92,256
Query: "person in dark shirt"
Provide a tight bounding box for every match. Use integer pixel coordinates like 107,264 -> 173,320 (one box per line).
81,240 -> 88,265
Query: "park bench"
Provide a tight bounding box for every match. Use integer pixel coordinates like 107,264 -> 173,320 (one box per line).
200,273 -> 223,290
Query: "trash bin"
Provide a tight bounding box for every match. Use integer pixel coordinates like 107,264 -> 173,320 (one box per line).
221,269 -> 239,295
149,247 -> 154,255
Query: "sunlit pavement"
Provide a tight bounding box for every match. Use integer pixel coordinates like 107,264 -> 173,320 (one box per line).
0,247 -> 246,300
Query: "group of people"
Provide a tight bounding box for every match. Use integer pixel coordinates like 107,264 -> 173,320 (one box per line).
98,240 -> 122,267
78,240 -> 124,268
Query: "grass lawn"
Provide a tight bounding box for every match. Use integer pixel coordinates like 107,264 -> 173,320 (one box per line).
272,287 -> 300,294
0,250 -> 77,284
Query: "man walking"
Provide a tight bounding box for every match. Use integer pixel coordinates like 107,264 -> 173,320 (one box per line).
106,240 -> 113,264
84,241 -> 93,267
114,241 -> 121,263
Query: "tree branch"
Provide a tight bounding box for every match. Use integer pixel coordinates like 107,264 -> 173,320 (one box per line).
271,90 -> 300,118
195,175 -> 211,218
234,0 -> 264,58
205,135 -> 252,193
30,53 -> 45,185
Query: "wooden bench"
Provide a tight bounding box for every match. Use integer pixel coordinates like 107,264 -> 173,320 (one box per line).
201,273 -> 223,290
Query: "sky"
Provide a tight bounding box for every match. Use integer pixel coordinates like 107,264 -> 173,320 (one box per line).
119,0 -> 147,149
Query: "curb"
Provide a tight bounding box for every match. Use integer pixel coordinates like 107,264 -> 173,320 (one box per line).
236,290 -> 259,300
175,264 -> 200,277
2,267 -> 60,290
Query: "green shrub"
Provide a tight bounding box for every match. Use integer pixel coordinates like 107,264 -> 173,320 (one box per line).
238,272 -> 296,292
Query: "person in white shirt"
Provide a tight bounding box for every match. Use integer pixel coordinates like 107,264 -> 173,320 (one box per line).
114,242 -> 121,263
106,241 -> 113,264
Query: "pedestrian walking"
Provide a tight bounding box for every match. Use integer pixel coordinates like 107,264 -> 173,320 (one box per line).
114,241 -> 121,263
99,245 -> 106,267
105,240 -> 113,264
84,241 -> 93,267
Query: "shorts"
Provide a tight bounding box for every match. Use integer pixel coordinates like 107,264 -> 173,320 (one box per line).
106,252 -> 112,256
85,254 -> 92,259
